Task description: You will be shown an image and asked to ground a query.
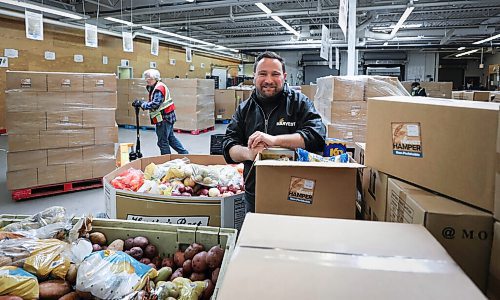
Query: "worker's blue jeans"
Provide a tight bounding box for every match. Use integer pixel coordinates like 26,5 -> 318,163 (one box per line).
155,120 -> 189,155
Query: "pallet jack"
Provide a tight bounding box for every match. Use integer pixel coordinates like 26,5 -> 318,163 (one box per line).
129,104 -> 143,161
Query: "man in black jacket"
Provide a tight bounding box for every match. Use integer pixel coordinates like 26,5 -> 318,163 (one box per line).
222,51 -> 326,212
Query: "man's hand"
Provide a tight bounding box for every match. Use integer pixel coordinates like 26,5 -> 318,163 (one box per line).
132,99 -> 144,108
248,131 -> 277,149
247,142 -> 267,161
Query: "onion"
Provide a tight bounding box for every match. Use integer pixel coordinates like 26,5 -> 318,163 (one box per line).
208,188 -> 221,197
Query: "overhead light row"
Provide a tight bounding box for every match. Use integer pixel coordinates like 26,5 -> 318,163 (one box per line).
473,33 -> 500,45
455,49 -> 479,57
255,3 -> 300,37
2,0 -> 84,19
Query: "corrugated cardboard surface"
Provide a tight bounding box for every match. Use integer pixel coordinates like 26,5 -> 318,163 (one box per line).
5,91 -> 38,112
47,147 -> 83,165
47,73 -> 84,92
488,222 -> 500,300
300,84 -> 317,101
82,109 -> 116,127
83,74 -> 117,92
387,178 -> 493,291
7,150 -> 47,171
217,213 -> 485,300
66,162 -> 93,181
8,134 -> 40,152
83,144 -> 115,161
38,165 -> 66,186
255,159 -> 360,219
7,169 -> 38,190
6,71 -> 47,92
327,123 -> 366,142
363,168 -> 389,221
6,111 -> 46,134
365,96 -> 500,214
47,110 -> 83,130
37,92 -> 68,111
214,89 -> 236,120
91,159 -> 117,178
92,92 -> 117,109
95,126 -> 118,144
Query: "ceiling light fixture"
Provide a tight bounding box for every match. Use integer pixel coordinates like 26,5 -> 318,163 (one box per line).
2,0 -> 84,19
390,6 -> 414,38
255,3 -> 300,37
473,33 -> 500,45
457,47 -> 465,50
455,49 -> 479,57
105,17 -> 134,26
383,42 -> 388,46
186,0 -> 195,2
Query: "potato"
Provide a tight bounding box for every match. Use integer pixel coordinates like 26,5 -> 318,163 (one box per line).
58,292 -> 79,300
140,258 -> 151,265
190,272 -> 206,281
0,296 -> 23,300
192,251 -> 208,273
133,236 -> 149,249
124,237 -> 134,250
206,245 -> 224,269
184,243 -> 205,260
129,247 -> 143,260
144,244 -> 158,259
92,244 -> 102,252
162,257 -> 174,268
39,280 -> 71,300
151,256 -> 162,269
89,232 -> 107,246
75,291 -> 93,300
202,279 -> 215,300
212,268 -> 220,284
169,268 -> 183,281
107,239 -> 125,251
182,259 -> 193,275
65,264 -> 77,285
173,250 -> 185,268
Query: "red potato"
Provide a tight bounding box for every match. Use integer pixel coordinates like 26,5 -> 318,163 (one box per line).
212,268 -> 220,284
184,243 -> 204,260
182,259 -> 193,275
124,238 -> 135,250
173,250 -> 185,268
161,257 -> 175,268
192,251 -> 208,273
133,236 -> 149,249
129,247 -> 143,260
58,292 -> 79,300
140,258 -> 151,265
39,280 -> 71,300
202,279 -> 215,300
181,192 -> 192,197
190,272 -> 206,281
89,232 -> 107,246
184,186 -> 193,194
144,244 -> 158,259
151,256 -> 162,269
169,268 -> 184,281
206,245 -> 224,269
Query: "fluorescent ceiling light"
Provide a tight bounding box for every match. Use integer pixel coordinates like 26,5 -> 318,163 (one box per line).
455,49 -> 479,57
457,47 -> 465,50
186,0 -> 195,2
105,17 -> 133,26
2,0 -> 84,19
390,6 -> 414,38
255,3 -> 272,14
383,42 -> 388,46
255,3 -> 300,37
473,33 -> 500,45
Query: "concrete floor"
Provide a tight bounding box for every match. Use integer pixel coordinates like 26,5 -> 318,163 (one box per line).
0,124 -> 228,216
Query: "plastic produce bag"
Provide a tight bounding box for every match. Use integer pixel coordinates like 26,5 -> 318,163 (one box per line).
111,168 -> 145,191
172,277 -> 205,300
76,250 -> 158,300
0,266 -> 39,300
296,148 -> 349,163
137,180 -> 161,195
0,238 -> 71,279
1,206 -> 68,234
144,158 -> 191,181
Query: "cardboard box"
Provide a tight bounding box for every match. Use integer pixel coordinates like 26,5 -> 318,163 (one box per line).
83,74 -> 117,92
38,165 -> 66,186
327,123 -> 366,142
255,156 -> 362,219
93,92 -> 117,109
300,85 -> 317,101
214,89 -> 236,120
235,90 -> 252,104
5,91 -> 38,112
82,109 -> 116,128
217,213 -> 485,300
474,91 -> 492,102
6,169 -> 38,190
316,76 -> 364,101
6,71 -> 47,92
488,222 -> 500,300
365,96 -> 500,215
452,91 -> 464,100
463,92 -> 475,101
47,110 -> 83,130
388,178 -> 493,291
8,134 -> 40,152
66,162 -> 93,181
364,76 -> 403,99
83,144 -> 115,161
40,130 -> 70,149
103,155 -> 246,230
92,159 -> 116,178
65,92 -> 93,109
47,73 -> 84,92
7,150 -> 47,171
36,92 -> 69,111
95,126 -> 118,145
6,111 -> 46,134
68,129 -> 95,147
47,147 -> 83,165
363,168 -> 389,221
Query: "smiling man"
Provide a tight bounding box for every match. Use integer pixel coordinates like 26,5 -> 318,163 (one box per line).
222,51 -> 326,213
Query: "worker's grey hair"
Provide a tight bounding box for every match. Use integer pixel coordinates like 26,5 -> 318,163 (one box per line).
143,69 -> 161,80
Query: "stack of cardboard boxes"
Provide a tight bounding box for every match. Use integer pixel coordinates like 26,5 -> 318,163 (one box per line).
5,71 -> 117,190
163,78 -> 215,132
402,81 -> 453,98
116,79 -> 151,127
314,75 -> 408,142
300,84 -> 317,103
214,89 -> 237,121
452,91 -> 492,101
360,95 -> 500,294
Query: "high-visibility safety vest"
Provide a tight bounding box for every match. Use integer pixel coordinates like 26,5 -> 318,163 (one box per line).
148,81 -> 175,124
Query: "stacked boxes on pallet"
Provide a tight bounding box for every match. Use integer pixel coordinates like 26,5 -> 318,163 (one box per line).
402,81 -> 453,98
164,78 -> 215,131
5,71 -> 118,190
116,79 -> 151,127
214,89 -> 237,121
314,75 -> 408,142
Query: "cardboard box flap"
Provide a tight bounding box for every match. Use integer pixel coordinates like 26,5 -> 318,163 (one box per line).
369,96 -> 500,110
255,159 -> 364,169
237,213 -> 449,260
391,179 -> 492,217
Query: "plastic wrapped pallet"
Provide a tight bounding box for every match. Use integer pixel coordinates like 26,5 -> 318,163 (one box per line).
402,81 -> 453,98
5,71 -> 118,191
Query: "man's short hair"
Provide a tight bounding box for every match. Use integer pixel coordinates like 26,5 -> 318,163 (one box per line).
411,82 -> 421,88
143,69 -> 161,80
253,51 -> 286,73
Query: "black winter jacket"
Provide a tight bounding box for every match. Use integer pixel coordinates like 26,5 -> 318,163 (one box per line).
222,84 -> 326,204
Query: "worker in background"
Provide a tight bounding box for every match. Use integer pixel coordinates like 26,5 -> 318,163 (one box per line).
411,82 -> 427,96
132,69 -> 188,155
222,51 -> 326,213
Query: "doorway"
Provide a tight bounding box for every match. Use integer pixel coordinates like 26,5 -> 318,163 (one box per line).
212,67 -> 227,89
117,67 -> 133,79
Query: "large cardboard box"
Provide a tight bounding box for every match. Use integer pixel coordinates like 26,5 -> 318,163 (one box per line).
36,92 -> 68,111
83,74 -> 117,92
47,73 -> 84,92
47,147 -> 83,165
92,92 -> 117,109
6,71 -> 47,92
39,130 -> 70,149
300,84 -> 317,101
95,126 -> 118,145
327,123 -> 366,143
91,159 -> 116,178
365,96 -> 500,216
214,89 -> 236,120
235,90 -> 252,104
38,165 -> 67,186
316,76 -> 364,101
103,155 -> 246,230
66,162 -> 93,181
488,222 -> 500,300
402,81 -> 453,99
255,156 -> 362,219
7,150 -> 47,171
8,134 -> 40,152
47,110 -> 83,130
83,144 -> 115,161
387,178 -> 493,291
5,91 -> 38,112
65,92 -> 93,109
82,109 -> 116,127
474,91 -> 492,102
6,111 -> 46,134
6,169 -> 38,190
364,76 -> 403,99
363,167 -> 389,221
217,213 -> 485,300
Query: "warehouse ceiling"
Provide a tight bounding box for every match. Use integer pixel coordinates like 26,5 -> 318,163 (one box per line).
0,0 -> 499,58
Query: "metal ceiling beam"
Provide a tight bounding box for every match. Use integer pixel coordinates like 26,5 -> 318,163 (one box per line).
440,29 -> 455,45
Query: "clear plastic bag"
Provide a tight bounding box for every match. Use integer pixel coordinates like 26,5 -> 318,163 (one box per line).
144,157 -> 191,181
296,148 -> 349,163
1,206 -> 68,233
0,266 -> 39,300
76,250 -> 158,300
111,168 -> 145,191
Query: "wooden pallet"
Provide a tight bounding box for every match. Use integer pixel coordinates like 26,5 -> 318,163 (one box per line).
11,178 -> 103,201
174,126 -> 215,135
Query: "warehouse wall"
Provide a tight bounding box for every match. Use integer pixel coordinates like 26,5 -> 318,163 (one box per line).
275,51 -> 302,86
0,16 -> 240,131
464,59 -> 484,78
405,51 -> 438,82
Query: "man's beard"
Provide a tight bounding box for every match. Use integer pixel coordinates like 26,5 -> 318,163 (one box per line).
256,83 -> 283,99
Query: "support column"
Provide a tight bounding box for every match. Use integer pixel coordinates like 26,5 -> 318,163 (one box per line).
347,0 -> 357,76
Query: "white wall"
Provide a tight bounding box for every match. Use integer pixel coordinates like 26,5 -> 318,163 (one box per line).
405,51 -> 438,82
